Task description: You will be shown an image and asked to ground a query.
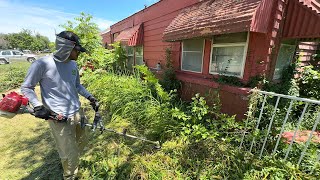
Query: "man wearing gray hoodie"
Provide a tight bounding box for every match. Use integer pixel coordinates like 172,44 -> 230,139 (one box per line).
21,31 -> 98,179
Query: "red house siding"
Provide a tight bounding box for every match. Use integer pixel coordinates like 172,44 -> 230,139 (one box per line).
298,42 -> 319,67
110,0 -> 199,68
101,31 -> 111,48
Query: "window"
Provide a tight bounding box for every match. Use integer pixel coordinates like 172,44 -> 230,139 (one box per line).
181,39 -> 204,73
13,51 -> 23,55
126,46 -> 144,69
135,46 -> 144,65
127,46 -> 134,70
113,32 -> 119,42
210,32 -> 248,77
273,44 -> 296,80
2,51 -> 11,55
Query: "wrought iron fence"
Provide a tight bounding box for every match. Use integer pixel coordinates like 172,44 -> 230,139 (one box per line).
239,90 -> 320,172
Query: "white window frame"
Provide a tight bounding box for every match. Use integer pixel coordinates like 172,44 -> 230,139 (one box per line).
209,33 -> 249,78
181,39 -> 205,73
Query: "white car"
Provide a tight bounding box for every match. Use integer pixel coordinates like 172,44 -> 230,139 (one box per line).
0,50 -> 38,63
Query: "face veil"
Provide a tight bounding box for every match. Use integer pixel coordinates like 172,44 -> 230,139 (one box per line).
53,36 -> 76,62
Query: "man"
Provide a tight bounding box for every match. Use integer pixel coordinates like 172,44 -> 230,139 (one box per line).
21,31 -> 98,179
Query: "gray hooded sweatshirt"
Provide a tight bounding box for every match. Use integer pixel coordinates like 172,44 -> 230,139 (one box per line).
21,35 -> 91,117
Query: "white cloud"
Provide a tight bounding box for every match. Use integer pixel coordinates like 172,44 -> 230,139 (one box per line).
0,0 -> 114,41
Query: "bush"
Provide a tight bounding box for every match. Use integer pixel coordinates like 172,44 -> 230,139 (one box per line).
299,66 -> 320,100
159,48 -> 181,92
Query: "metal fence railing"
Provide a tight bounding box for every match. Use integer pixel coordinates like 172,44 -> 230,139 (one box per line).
239,90 -> 320,171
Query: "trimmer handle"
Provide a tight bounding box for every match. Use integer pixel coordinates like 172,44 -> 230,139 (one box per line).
92,111 -> 105,132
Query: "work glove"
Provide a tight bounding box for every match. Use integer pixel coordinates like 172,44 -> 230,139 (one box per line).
87,96 -> 99,111
34,105 -> 51,120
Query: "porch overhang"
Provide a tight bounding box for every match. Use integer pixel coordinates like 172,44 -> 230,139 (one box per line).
162,0 -> 275,42
114,24 -> 143,46
282,0 -> 320,39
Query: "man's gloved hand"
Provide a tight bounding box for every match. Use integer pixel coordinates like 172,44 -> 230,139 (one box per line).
34,105 -> 51,120
87,96 -> 99,111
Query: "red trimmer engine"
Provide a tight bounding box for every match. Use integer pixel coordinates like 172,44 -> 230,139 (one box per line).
0,92 -> 29,118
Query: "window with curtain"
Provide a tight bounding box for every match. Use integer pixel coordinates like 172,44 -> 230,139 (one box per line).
181,39 -> 204,73
210,32 -> 248,77
273,44 -> 296,80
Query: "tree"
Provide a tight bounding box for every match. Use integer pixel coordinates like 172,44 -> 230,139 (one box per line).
0,34 -> 9,49
4,29 -> 51,51
49,42 -> 55,52
60,12 -> 110,68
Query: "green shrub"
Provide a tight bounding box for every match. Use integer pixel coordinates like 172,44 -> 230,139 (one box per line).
159,48 -> 181,93
299,66 -> 320,100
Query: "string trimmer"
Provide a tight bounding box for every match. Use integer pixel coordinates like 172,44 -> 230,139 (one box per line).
0,91 -> 161,149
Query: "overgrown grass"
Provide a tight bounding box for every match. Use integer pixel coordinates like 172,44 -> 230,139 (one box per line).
0,62 -> 31,93
79,69 -> 319,179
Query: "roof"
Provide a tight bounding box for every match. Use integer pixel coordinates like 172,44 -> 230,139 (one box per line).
100,28 -> 110,35
114,24 -> 144,46
299,0 -> 320,13
283,0 -> 320,39
163,0 -> 264,41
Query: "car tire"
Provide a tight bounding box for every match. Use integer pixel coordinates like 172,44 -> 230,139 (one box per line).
0,59 -> 8,65
27,57 -> 35,63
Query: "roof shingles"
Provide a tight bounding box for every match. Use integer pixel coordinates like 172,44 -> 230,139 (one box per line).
163,0 -> 263,41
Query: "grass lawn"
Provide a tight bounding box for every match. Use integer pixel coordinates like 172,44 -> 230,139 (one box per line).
0,87 -> 63,180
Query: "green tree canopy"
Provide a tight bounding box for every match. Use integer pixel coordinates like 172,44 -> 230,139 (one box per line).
61,12 -> 128,70
0,33 -> 9,49
60,12 -> 110,68
4,29 -> 51,51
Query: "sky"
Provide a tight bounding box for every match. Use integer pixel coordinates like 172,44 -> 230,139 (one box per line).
0,0 -> 159,41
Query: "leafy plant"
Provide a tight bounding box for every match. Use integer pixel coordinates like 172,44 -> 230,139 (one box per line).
159,48 -> 181,92
60,13 -> 110,69
299,65 -> 320,100
213,75 -> 245,87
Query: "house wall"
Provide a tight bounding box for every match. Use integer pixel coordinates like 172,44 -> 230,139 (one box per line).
101,31 -> 112,48
298,42 -> 319,67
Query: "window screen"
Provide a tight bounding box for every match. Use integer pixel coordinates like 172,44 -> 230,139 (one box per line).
181,39 -> 204,72
273,44 -> 296,80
